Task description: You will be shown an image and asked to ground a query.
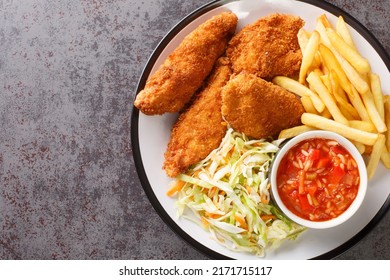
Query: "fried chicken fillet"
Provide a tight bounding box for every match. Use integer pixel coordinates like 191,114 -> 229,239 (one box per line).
134,12 -> 237,115
163,57 -> 232,177
221,73 -> 304,139
226,13 -> 304,79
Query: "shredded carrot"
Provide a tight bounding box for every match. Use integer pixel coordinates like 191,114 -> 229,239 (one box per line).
205,212 -> 221,219
260,195 -> 269,204
166,180 -> 185,197
235,214 -> 248,230
201,217 -> 209,227
208,187 -> 217,198
260,215 -> 276,221
227,147 -> 234,158
252,142 -> 263,147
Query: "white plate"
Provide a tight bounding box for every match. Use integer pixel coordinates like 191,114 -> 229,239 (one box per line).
132,0 -> 390,259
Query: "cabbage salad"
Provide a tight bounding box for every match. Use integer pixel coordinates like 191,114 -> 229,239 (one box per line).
167,128 -> 306,256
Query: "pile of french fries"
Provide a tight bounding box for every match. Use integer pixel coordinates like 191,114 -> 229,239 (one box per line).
272,14 -> 389,179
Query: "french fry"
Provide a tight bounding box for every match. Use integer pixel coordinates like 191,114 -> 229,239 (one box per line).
318,37 -> 369,95
335,16 -> 357,51
272,76 -> 325,112
333,93 -> 360,120
329,71 -> 361,120
370,73 -> 385,120
301,113 -> 379,146
384,95 -> 390,151
307,84 -> 331,119
367,134 -> 385,179
349,120 -> 376,133
297,29 -> 322,69
297,28 -> 310,53
312,68 -> 324,76
323,73 -> 353,119
318,44 -> 369,121
329,69 -> 349,103
299,31 -> 320,84
380,144 -> 390,169
312,53 -> 323,70
306,71 -> 349,125
301,96 -> 317,114
338,105 -> 354,120
348,85 -> 371,122
278,125 -> 315,139
364,145 -> 373,155
291,14 -> 388,180
315,20 -> 333,50
317,14 -> 332,29
360,88 -> 387,133
352,141 -> 366,154
321,107 -> 332,119
320,74 -> 332,92
332,49 -> 370,94
326,28 -> 370,74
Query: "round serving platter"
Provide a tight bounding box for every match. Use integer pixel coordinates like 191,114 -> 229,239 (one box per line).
131,0 -> 390,259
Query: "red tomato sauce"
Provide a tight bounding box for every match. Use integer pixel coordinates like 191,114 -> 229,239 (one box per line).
276,138 -> 360,222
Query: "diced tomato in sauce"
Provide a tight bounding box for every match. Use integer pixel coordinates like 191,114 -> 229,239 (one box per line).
276,138 -> 360,222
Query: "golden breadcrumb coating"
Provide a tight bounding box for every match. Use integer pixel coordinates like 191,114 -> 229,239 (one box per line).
226,13 -> 304,79
221,73 -> 304,139
163,57 -> 231,177
134,12 -> 237,115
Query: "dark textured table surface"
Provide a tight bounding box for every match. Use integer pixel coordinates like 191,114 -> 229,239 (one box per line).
1,0 -> 389,260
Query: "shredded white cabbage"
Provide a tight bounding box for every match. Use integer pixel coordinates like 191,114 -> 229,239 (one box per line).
172,128 -> 306,256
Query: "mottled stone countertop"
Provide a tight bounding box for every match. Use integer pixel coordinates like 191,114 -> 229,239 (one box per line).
1,0 -> 389,259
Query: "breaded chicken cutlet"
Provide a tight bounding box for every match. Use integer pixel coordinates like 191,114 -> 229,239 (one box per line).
134,12 -> 238,115
226,13 -> 304,79
221,73 -> 304,139
163,57 -> 232,177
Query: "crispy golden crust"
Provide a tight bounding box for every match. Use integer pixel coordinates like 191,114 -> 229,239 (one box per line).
221,73 -> 304,139
163,58 -> 231,177
226,13 -> 304,79
134,12 -> 238,115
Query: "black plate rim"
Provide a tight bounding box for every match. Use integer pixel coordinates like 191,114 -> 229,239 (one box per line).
131,0 -> 390,260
